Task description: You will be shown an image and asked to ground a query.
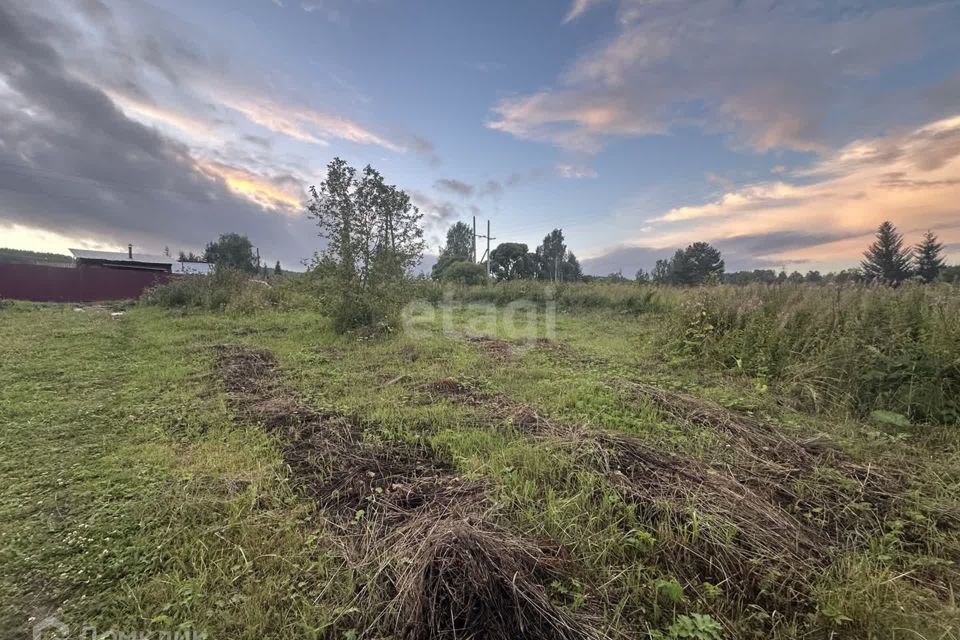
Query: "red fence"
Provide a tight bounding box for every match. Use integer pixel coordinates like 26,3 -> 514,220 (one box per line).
0,264 -> 173,302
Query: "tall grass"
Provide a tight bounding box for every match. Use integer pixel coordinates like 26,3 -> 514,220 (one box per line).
665,283 -> 960,424
410,279 -> 674,313
142,271 -> 960,424
141,268 -> 320,313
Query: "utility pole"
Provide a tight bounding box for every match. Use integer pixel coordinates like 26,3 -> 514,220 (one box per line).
486,220 -> 491,278
472,216 -> 477,263
475,220 -> 496,276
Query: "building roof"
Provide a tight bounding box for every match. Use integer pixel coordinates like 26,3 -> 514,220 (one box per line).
172,261 -> 212,275
69,249 -> 213,274
69,248 -> 174,264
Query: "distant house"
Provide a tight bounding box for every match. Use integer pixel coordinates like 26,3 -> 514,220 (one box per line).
171,260 -> 213,275
69,246 -> 211,275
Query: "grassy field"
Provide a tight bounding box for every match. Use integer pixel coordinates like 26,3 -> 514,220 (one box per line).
2,286 -> 959,639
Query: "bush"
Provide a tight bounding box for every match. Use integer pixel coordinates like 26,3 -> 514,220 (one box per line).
441,261 -> 488,285
141,269 -> 319,314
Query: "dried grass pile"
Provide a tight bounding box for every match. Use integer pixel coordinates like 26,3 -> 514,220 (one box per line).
623,381 -> 921,540
390,519 -> 597,640
424,378 -> 836,609
214,346 -> 599,640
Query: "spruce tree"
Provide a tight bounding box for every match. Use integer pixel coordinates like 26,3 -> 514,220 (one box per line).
914,230 -> 945,283
861,221 -> 912,285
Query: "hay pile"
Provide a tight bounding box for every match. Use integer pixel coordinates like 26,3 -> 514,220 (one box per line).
214,346 -> 601,640
424,378 -> 837,610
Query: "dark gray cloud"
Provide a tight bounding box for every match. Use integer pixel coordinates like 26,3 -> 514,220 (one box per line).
410,135 -> 440,165
712,230 -> 864,258
579,229 -> 861,276
580,246 -> 675,277
410,191 -> 462,226
0,3 -> 317,266
433,169 -> 546,200
434,178 -> 474,197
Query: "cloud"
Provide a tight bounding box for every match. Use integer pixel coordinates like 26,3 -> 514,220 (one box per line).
580,245 -> 673,276
604,113 -> 960,267
579,230 -> 863,276
409,135 -> 440,164
0,2 -> 317,265
410,191 -> 462,227
434,178 -> 475,197
218,94 -> 402,151
32,0 -> 405,154
431,169 -> 545,200
490,0 -> 955,153
556,163 -> 597,179
198,162 -> 306,213
563,0 -> 603,23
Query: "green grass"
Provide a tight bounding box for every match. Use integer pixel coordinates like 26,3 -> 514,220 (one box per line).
2,297 -> 959,639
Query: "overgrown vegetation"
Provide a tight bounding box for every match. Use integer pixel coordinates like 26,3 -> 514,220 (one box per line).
140,268 -> 316,313
7,271 -> 960,639
667,282 -> 960,424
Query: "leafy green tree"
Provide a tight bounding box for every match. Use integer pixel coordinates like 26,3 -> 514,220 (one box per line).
431,222 -> 474,279
490,242 -> 536,281
307,157 -> 424,332
178,250 -> 204,262
652,259 -> 670,283
562,252 -> 582,281
535,229 -> 567,280
914,230 -> 945,283
204,233 -> 257,273
441,261 -> 487,285
658,243 -> 724,285
444,221 -> 474,260
605,270 -> 628,282
861,221 -> 913,285
635,268 -> 650,283
534,229 -> 582,281
683,242 -> 724,284
667,248 -> 693,284
831,268 -> 862,285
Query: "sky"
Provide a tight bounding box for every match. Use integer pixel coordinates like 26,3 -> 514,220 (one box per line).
1,0 -> 959,274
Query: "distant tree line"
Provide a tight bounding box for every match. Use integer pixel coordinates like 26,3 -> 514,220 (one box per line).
713,222 -> 954,286
431,225 -> 582,283
431,219 -> 956,287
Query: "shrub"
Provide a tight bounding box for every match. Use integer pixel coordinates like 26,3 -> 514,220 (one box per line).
441,261 -> 488,285
141,269 -> 319,314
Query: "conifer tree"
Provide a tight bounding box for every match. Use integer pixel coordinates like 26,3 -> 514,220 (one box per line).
914,230 -> 945,283
861,221 -> 912,285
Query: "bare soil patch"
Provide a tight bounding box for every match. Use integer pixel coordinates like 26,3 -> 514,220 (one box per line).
466,335 -> 515,362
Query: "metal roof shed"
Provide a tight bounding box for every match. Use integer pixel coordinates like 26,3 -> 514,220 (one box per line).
70,247 -> 174,272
